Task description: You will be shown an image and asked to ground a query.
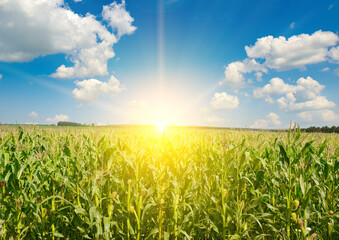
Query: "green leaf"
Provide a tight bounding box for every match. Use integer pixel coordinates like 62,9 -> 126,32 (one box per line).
318,139 -> 328,156
63,146 -> 71,157
18,128 -> 24,141
279,144 -> 289,165
146,228 -> 159,239
300,175 -> 305,195
294,126 -> 301,142
324,162 -> 329,179
89,206 -> 99,224
17,164 -> 27,180
302,141 -> 314,158
230,234 -> 241,240
53,232 -> 64,238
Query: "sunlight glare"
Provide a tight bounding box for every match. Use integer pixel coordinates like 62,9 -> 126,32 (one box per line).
156,122 -> 166,133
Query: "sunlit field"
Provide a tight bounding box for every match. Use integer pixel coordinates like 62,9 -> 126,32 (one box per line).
0,126 -> 338,239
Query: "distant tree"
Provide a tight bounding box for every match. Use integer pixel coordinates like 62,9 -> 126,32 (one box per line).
57,121 -> 83,126
304,125 -> 338,133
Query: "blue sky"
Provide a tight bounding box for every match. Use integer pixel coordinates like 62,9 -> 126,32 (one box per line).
0,0 -> 339,128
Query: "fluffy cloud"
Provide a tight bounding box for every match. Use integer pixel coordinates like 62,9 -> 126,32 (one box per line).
219,59 -> 267,88
46,114 -> 69,124
278,95 -> 335,111
321,67 -> 330,72
254,76 -> 335,111
221,30 -> 339,89
295,77 -> 325,100
28,111 -> 38,119
0,0 -> 135,78
72,75 -> 125,103
102,0 -> 137,38
253,77 -> 297,98
210,92 -> 239,110
329,46 -> 339,62
206,116 -> 224,125
250,112 -> 281,129
245,30 -> 339,70
298,109 -> 339,122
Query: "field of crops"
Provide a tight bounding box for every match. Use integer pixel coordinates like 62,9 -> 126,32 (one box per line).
0,126 -> 338,239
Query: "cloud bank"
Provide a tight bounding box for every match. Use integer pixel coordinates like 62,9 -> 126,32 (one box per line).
0,0 -> 136,78
221,30 -> 339,89
253,76 -> 335,111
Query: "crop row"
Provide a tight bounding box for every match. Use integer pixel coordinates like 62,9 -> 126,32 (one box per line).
0,126 -> 338,239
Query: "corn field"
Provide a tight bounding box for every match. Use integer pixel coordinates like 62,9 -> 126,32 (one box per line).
0,126 -> 338,239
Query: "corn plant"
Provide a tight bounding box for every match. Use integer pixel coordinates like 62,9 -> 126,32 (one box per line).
0,125 -> 337,239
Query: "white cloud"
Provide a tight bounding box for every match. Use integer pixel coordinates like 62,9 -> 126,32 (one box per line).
295,76 -> 325,100
245,30 -> 339,71
265,96 -> 275,104
210,92 -> 239,110
0,73 -> 2,79
277,96 -> 335,111
219,59 -> 267,88
289,22 -> 295,29
72,75 -> 125,103
298,109 -> 339,122
74,0 -> 82,2
253,76 -> 335,111
46,114 -> 69,124
334,68 -> 339,76
329,46 -> 339,62
102,0 -> 137,38
253,77 -> 297,98
128,100 -> 147,109
250,112 -> 282,129
206,116 -> 224,125
221,30 -> 339,91
255,72 -> 263,82
321,67 -> 330,72
28,111 -> 38,119
0,0 -> 136,78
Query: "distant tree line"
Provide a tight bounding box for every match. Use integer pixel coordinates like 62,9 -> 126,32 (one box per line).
303,126 -> 339,133
57,121 -> 84,126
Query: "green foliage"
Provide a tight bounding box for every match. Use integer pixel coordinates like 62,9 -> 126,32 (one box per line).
0,126 -> 338,239
57,122 -> 83,127
303,126 -> 339,133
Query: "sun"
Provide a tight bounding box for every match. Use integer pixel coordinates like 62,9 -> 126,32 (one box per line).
156,122 -> 166,133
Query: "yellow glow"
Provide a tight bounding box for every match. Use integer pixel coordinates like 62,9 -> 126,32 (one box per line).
126,75 -> 202,126
156,122 -> 166,133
